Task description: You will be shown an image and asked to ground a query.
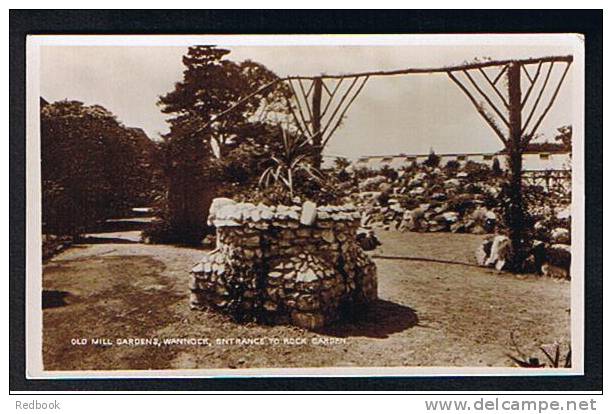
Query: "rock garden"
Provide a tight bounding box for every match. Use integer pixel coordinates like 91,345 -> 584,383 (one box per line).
347,156 -> 572,279
39,46 -> 576,371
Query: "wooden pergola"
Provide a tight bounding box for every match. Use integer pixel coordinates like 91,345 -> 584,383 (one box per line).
202,54 -> 574,271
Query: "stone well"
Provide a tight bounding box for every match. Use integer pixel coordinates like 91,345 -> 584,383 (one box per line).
189,198 -> 378,330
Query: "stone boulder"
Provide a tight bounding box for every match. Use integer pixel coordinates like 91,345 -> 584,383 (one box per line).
450,221 -> 466,233
556,206 -> 571,220
428,220 -> 448,232
551,227 -> 570,244
542,243 -> 571,279
475,235 -> 512,271
541,263 -> 570,280
523,240 -> 547,274
399,207 -> 425,232
475,238 -> 492,266
356,228 -> 381,251
470,206 -> 498,232
359,175 -> 387,192
409,186 -> 426,196
407,177 -> 423,188
441,211 -> 460,223
431,192 -> 447,201
300,201 -> 317,225
444,178 -> 461,188
209,197 -> 236,216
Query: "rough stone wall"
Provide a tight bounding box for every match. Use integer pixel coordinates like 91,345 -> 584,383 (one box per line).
190,200 -> 378,330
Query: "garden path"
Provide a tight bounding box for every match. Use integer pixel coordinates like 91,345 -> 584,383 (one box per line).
41,218 -> 571,371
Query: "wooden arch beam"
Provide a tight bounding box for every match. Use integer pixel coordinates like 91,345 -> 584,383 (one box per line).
522,60 -> 572,144
447,70 -> 507,145
193,54 -> 572,155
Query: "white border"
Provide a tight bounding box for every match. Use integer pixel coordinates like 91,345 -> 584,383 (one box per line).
25,34 -> 586,379
28,33 -> 583,47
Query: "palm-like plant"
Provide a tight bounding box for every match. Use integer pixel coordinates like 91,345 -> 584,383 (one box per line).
333,157 -> 351,171
258,128 -> 323,198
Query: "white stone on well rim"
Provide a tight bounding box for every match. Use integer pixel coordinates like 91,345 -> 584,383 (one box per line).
300,201 -> 317,226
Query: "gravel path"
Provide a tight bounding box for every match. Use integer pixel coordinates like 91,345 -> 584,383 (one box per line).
42,220 -> 571,371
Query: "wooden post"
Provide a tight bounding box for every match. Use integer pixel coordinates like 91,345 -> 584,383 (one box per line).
311,77 -> 323,168
506,62 -> 528,272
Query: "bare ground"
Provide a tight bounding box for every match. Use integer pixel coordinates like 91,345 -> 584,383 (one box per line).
42,219 -> 571,371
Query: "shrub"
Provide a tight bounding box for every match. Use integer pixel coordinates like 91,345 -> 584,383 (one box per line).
464,160 -> 493,181
335,168 -> 352,182
446,193 -> 476,214
42,234 -> 73,261
507,333 -> 571,368
445,160 -> 460,171
399,197 -> 420,210
332,157 -> 352,182
353,166 -> 381,180
41,100 -> 160,235
379,165 -> 399,182
151,209 -> 210,244
492,157 -> 503,175
400,162 -> 418,176
377,189 -> 393,207
423,149 -> 440,167
146,46 -> 290,245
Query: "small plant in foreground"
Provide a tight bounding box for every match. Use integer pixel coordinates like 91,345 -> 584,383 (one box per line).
506,332 -> 571,368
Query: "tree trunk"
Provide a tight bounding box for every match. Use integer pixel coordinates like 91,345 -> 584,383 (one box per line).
311,77 -> 323,169
167,166 -> 215,244
506,62 -> 528,272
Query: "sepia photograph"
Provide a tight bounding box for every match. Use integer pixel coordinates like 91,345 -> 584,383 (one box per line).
25,33 -> 585,378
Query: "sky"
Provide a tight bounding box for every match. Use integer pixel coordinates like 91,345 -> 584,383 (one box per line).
40,39 -> 578,160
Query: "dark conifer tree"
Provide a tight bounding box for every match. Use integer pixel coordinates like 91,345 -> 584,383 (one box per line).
154,46 -> 287,244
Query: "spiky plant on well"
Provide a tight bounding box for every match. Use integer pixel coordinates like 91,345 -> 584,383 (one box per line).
258,128 -> 324,199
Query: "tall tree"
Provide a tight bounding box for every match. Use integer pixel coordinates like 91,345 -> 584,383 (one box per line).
554,125 -> 572,152
41,100 -> 157,235
155,46 -> 287,244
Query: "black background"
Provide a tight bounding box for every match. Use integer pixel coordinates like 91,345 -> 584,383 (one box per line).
9,9 -> 603,393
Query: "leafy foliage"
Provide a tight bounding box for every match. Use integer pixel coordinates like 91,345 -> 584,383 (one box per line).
333,157 -> 351,171
554,125 -> 572,152
444,160 -> 460,171
331,157 -> 352,182
41,100 -> 161,235
378,165 -> 399,182
507,333 -> 571,368
258,129 -> 324,199
146,46 -> 290,244
463,160 -> 495,181
491,157 -> 502,175
353,166 -> 382,180
424,148 -> 440,167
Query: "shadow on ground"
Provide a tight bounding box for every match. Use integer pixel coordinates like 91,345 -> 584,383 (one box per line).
72,217 -> 153,245
74,236 -> 139,244
89,218 -> 151,233
42,290 -> 71,309
319,299 -> 419,339
371,254 -> 483,269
